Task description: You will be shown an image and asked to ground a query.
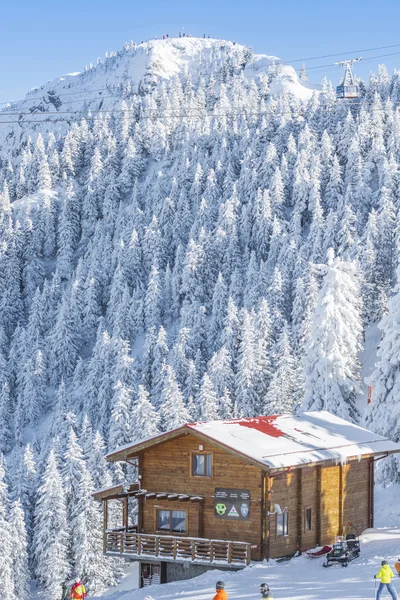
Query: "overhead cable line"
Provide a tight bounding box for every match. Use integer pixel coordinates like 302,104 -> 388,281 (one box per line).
285,43 -> 400,64
0,87 -> 114,107
0,103 -> 399,126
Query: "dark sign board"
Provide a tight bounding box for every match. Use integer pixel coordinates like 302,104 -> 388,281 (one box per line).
214,488 -> 250,520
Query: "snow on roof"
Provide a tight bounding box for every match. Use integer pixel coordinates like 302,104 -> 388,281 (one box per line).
107,411 -> 400,470
187,411 -> 400,469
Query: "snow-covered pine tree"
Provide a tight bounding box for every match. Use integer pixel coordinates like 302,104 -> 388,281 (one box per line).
235,309 -> 259,417
159,365 -> 190,431
9,499 -> 30,600
0,455 -> 14,600
69,464 -> 118,592
108,381 -> 133,451
197,373 -> 219,421
131,384 -> 159,442
302,249 -> 362,420
365,260 -> 400,484
33,450 -> 70,600
264,322 -> 296,414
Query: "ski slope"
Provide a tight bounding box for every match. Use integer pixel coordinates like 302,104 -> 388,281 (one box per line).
96,523 -> 400,600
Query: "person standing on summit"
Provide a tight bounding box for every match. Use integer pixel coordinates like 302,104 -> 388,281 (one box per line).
375,561 -> 398,600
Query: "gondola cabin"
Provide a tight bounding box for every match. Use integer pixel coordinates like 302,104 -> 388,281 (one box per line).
335,57 -> 361,99
93,411 -> 400,589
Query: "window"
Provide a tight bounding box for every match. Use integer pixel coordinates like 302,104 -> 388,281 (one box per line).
156,510 -> 186,533
276,511 -> 289,537
305,507 -> 312,531
192,453 -> 212,477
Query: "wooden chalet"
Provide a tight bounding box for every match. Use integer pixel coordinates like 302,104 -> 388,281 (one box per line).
93,411 -> 400,588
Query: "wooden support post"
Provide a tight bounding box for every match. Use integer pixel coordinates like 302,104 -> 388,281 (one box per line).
246,543 -> 251,565
260,472 -> 266,560
339,465 -> 344,536
137,535 -> 142,556
120,532 -> 124,554
316,466 -> 322,546
173,538 -> 177,559
297,469 -> 303,553
368,458 -> 374,528
191,539 -> 195,561
123,497 -> 129,531
210,541 -> 214,563
103,500 -> 108,553
227,542 -> 232,564
138,495 -> 144,532
198,500 -> 204,538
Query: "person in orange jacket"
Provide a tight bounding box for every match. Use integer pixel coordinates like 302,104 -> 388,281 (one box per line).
395,559 -> 400,576
70,577 -> 86,600
213,581 -> 228,600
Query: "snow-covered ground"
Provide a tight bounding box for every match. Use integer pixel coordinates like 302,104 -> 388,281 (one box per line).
94,486 -> 400,600
96,530 -> 400,600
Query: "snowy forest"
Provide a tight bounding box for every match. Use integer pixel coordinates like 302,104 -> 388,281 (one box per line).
1,36 -> 400,599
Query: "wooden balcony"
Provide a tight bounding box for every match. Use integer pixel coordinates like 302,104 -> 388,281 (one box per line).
105,530 -> 252,567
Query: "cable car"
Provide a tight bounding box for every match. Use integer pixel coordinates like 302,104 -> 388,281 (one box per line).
335,57 -> 361,99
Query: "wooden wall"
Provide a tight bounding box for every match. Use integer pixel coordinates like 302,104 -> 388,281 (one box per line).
268,469 -> 300,558
342,459 -> 371,535
139,433 -> 264,560
136,434 -> 372,561
268,458 -> 372,558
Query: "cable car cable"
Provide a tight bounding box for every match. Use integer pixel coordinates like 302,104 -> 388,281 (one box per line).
285,43 -> 400,64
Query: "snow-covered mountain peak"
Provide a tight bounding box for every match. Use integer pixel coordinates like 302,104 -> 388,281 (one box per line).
2,36 -> 315,119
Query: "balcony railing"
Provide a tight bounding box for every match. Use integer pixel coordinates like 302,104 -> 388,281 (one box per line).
105,530 -> 252,566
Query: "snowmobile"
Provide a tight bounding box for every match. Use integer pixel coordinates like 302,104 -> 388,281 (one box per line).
323,534 -> 360,567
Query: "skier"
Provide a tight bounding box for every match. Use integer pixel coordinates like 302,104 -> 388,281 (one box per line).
70,577 -> 87,600
374,561 -> 398,600
260,582 -> 273,598
213,581 -> 228,600
62,581 -> 73,600
395,559 -> 400,576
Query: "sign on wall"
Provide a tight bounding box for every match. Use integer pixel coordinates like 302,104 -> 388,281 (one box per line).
214,488 -> 250,520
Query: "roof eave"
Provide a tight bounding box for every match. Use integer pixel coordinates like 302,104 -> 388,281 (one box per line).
267,447 -> 400,473
106,426 -> 189,462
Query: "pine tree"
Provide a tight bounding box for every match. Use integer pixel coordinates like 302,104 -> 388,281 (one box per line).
131,385 -> 159,442
144,262 -> 163,331
209,273 -> 228,353
151,326 -> 169,408
50,292 -> 81,384
302,249 -> 362,420
109,381 -> 133,451
300,63 -> 308,82
198,373 -> 219,421
10,499 -> 30,599
365,261 -> 400,483
0,382 -> 13,452
208,347 -> 234,398
70,466 -> 117,592
264,323 -> 296,414
0,455 -> 14,600
159,366 -> 190,431
235,309 -> 259,417
13,444 -> 37,548
33,451 -> 70,600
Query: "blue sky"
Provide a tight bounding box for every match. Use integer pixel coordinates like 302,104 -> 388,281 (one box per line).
1,0 -> 400,103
